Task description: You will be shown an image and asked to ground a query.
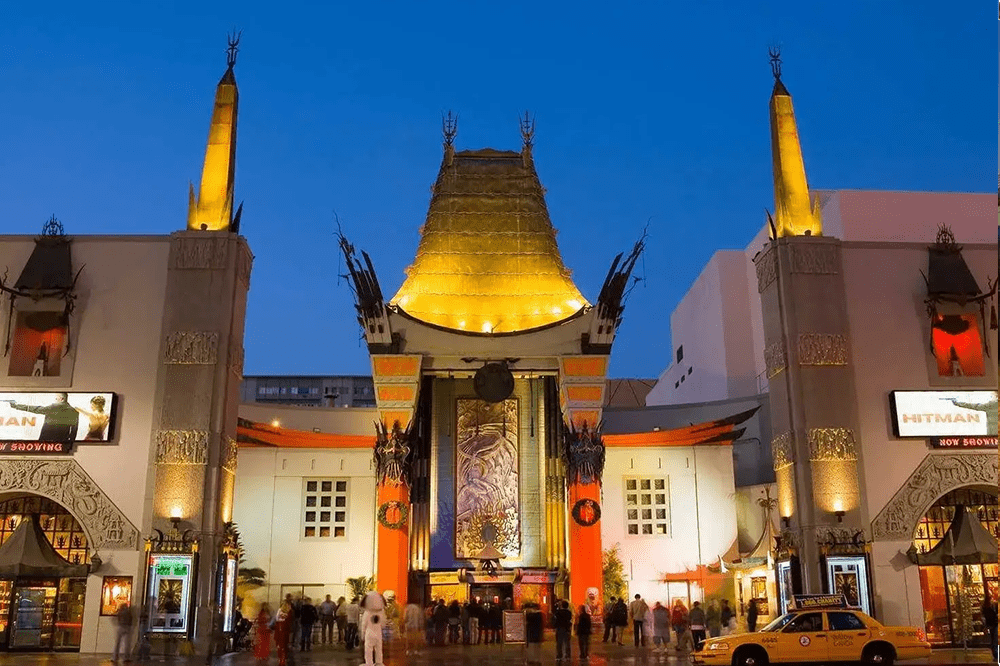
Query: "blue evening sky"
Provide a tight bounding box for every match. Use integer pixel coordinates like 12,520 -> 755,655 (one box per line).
2,2 -> 993,379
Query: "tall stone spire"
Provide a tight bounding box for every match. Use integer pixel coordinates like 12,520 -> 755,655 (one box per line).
187,33 -> 240,232
768,48 -> 822,237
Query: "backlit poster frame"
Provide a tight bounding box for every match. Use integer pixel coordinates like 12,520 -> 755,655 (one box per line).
824,555 -> 872,616
147,554 -> 195,635
221,556 -> 237,633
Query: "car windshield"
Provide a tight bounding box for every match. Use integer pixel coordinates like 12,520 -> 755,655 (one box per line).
759,614 -> 795,632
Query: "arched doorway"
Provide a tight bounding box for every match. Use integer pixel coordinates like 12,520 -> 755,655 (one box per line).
913,486 -> 998,647
0,494 -> 90,651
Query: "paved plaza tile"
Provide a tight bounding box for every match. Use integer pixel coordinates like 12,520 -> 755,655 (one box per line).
0,642 -> 992,666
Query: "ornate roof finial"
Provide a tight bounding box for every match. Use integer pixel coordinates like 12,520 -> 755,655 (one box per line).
42,215 -> 64,237
442,110 -> 458,147
519,111 -> 535,148
768,44 -> 782,80
226,29 -> 242,69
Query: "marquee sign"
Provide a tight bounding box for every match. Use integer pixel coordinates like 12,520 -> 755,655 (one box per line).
930,436 -> 997,449
0,392 -> 116,451
889,390 -> 996,438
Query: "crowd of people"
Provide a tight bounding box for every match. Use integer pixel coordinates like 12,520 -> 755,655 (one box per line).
244,590 -> 757,664
600,594 -> 740,653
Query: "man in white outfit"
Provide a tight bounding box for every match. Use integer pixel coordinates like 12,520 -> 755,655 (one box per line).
360,590 -> 387,666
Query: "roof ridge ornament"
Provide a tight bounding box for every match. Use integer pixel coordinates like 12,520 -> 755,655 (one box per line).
226,29 -> 242,69
42,214 -> 64,237
442,110 -> 458,166
519,111 -> 535,167
768,44 -> 782,80
442,110 -> 458,147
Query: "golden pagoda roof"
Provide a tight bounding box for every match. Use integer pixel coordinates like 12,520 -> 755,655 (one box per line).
389,147 -> 589,334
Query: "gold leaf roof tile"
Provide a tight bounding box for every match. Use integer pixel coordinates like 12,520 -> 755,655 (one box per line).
390,148 -> 588,333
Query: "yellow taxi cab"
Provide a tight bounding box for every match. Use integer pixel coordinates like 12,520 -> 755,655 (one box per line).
693,596 -> 930,666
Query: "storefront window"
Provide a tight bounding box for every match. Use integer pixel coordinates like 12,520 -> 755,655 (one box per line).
53,578 -> 86,650
914,488 -> 998,647
100,576 -> 132,616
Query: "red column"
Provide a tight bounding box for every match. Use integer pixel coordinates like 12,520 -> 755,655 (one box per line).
376,481 -> 410,607
567,481 -> 602,612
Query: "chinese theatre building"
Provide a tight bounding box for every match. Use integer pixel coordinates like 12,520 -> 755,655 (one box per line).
232,116 -> 763,619
650,52 -> 998,644
0,39 -> 251,653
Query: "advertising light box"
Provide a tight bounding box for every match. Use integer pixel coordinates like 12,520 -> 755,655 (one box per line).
890,390 -> 997,438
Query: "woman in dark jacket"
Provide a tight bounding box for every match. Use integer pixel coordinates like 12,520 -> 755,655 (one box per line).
448,600 -> 462,644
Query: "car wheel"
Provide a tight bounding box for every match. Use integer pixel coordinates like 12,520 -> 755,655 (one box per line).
732,646 -> 768,666
863,645 -> 895,666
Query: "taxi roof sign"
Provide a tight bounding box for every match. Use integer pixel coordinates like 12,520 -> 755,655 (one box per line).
790,594 -> 848,610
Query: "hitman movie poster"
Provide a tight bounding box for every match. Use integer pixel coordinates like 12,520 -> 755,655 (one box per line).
0,392 -> 116,447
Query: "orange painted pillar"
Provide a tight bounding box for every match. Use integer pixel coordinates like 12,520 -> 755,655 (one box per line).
375,481 -> 410,607
567,481 -> 603,613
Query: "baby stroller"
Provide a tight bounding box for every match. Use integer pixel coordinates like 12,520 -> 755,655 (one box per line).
232,617 -> 253,651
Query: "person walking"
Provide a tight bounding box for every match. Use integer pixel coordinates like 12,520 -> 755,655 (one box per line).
298,597 -> 317,651
706,600 -> 721,638
525,603 -> 544,666
576,604 -> 592,661
360,590 -> 387,666
746,599 -> 759,633
344,596 -> 361,650
468,597 -> 481,644
447,599 -> 461,644
460,601 -> 471,645
403,600 -> 423,654
688,601 -> 707,651
613,597 -> 628,645
432,599 -> 448,645
488,601 -> 503,644
273,602 -> 293,666
335,596 -> 348,644
318,595 -> 335,644
602,596 -> 617,643
112,600 -> 134,663
982,593 -> 998,661
720,600 -> 734,635
554,600 -> 573,661
670,600 -> 688,648
652,601 -> 671,651
629,593 -> 649,647
254,603 -> 272,665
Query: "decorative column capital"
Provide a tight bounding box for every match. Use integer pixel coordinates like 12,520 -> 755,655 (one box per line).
374,420 -> 413,487
562,422 -> 606,486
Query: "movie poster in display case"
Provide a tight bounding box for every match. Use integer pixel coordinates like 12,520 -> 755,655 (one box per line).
147,554 -> 194,634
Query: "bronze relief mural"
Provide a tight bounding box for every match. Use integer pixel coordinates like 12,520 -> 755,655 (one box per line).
455,398 -> 520,559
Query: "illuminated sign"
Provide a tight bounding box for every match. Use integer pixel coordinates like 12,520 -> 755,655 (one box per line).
930,436 -> 998,449
791,594 -> 847,610
0,392 -> 116,443
889,391 -> 997,438
147,554 -> 194,635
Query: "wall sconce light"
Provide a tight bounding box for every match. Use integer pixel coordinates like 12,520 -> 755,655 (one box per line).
781,516 -> 791,529
169,506 -> 183,531
833,499 -> 845,523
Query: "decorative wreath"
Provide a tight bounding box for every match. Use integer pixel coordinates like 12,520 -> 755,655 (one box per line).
571,498 -> 601,527
377,501 -> 409,530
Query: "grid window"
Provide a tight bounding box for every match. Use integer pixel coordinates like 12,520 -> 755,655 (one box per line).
302,478 -> 349,539
624,476 -> 670,537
